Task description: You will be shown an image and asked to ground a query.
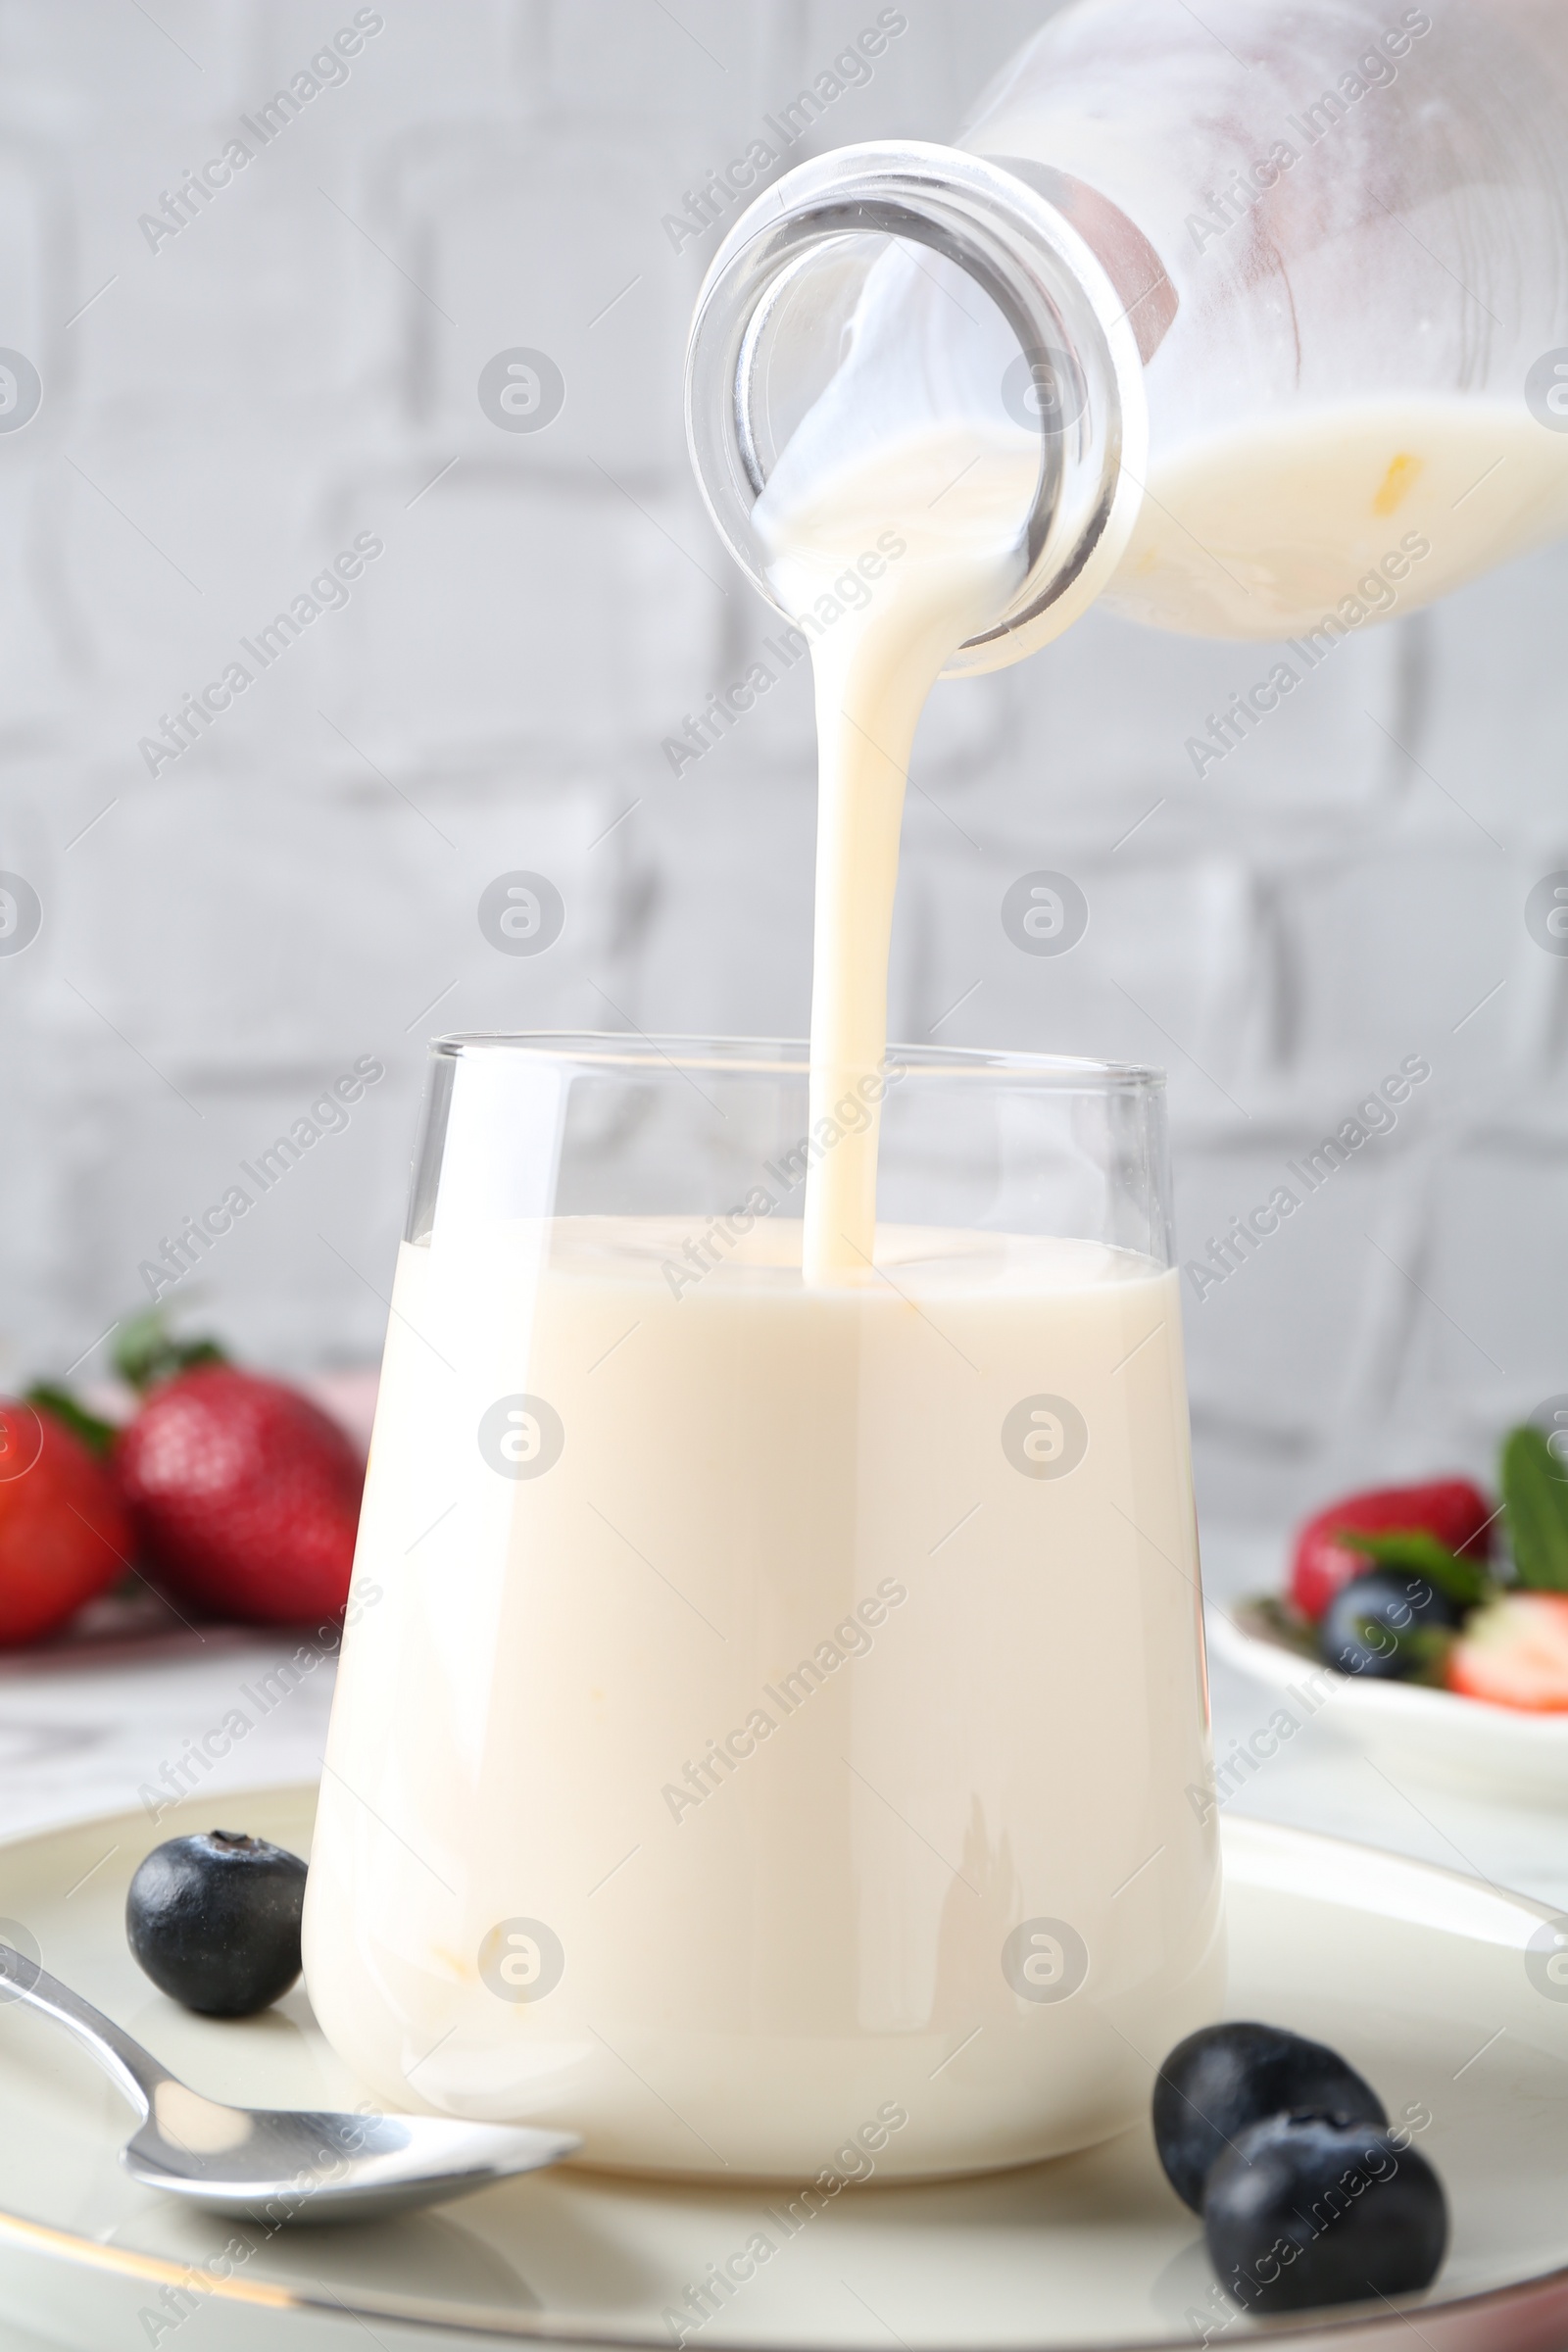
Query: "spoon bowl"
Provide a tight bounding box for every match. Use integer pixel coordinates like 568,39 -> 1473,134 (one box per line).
0,1942 -> 577,2224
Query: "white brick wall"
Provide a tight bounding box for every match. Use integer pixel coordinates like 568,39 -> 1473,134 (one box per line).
0,0 -> 1562,1537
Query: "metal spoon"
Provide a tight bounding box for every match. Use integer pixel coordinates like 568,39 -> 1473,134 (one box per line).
0,1941 -> 578,2224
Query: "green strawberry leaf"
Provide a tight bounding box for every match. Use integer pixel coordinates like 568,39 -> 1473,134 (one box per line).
1239,1594 -> 1319,1660
1501,1426 -> 1568,1592
23,1384 -> 118,1458
114,1308 -> 226,1395
1335,1526 -> 1490,1607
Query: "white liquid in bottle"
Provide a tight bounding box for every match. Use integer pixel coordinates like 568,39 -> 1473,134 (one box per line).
1111,396 -> 1568,639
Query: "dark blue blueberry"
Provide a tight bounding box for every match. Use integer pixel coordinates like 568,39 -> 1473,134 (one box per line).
1320,1570 -> 1459,1680
126,1830 -> 307,2017
1153,2022 -> 1386,2212
1203,2111 -> 1447,2314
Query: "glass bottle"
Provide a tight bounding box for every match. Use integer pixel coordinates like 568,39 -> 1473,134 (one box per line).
686,0 -> 1568,657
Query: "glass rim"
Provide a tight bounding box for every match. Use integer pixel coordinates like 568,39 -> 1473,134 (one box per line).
430,1030 -> 1164,1091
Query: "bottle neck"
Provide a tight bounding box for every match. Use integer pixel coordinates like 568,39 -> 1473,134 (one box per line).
684,140 -> 1150,675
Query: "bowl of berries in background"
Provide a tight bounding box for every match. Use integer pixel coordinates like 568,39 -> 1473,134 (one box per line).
0,1310 -> 368,1651
1208,1425 -> 1568,1804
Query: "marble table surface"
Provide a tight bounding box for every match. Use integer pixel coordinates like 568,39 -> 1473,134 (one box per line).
0,1528 -> 1562,1916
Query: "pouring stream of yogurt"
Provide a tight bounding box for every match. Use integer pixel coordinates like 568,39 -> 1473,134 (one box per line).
754,246 -> 1038,1283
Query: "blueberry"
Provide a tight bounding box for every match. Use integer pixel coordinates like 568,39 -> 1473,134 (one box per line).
1153,2022 -> 1386,2211
126,1830 -> 307,2017
1203,2110 -> 1447,2314
1320,1570 -> 1459,1680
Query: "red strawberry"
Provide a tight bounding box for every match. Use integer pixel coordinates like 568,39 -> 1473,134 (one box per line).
0,1399 -> 130,1644
117,1365 -> 364,1626
1446,1592 -> 1568,1712
1290,1479 -> 1493,1622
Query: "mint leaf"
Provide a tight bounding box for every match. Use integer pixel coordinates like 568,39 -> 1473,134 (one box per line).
1335,1526 -> 1490,1607
1501,1427 -> 1568,1592
1395,1626 -> 1457,1689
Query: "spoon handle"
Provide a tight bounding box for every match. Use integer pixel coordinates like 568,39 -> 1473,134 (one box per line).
0,1941 -> 175,2119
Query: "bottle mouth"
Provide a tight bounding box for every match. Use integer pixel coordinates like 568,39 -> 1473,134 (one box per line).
685,140 -> 1148,678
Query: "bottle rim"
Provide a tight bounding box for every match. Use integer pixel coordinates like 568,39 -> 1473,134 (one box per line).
683,138 -> 1150,677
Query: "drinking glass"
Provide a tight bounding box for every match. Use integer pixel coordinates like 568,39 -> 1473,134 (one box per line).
303,1033 -> 1223,2180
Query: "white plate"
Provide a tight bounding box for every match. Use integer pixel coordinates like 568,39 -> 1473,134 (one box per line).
3,1786 -> 1568,2350
1208,1601 -> 1568,1808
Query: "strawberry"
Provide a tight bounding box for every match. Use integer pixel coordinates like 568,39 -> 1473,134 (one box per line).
1446,1592 -> 1568,1712
115,1333 -> 364,1626
0,1398 -> 131,1644
1290,1479 -> 1493,1622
